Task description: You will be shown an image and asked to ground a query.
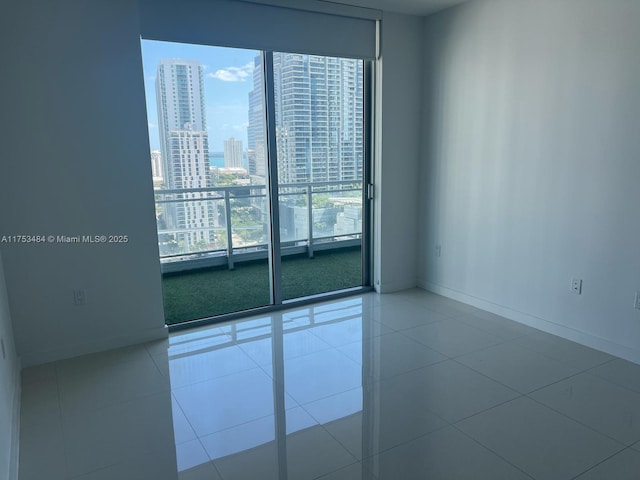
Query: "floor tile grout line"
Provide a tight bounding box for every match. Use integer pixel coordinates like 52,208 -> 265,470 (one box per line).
170,389 -> 200,445
366,356 -> 454,383
65,461 -> 123,479
448,353 -> 574,397
358,422 -> 454,462
524,394 -> 633,448
175,399 -> 285,442
58,382 -> 172,420
447,313 -> 537,341
582,363 -> 640,397
295,385 -> 364,427
309,459 -> 363,480
567,446 -> 639,480
448,392 -> 527,425
508,338 -> 615,373
393,313 -> 514,342
524,367 -> 612,397
400,326 -> 515,360
285,379 -> 360,412
169,364 -> 274,393
449,422 -> 537,480
194,435 -> 223,477
387,297 -> 459,318
312,422 -> 360,467
180,390 -> 360,450
314,418 -> 363,462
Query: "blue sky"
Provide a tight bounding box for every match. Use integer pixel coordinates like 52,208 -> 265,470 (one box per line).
140,40 -> 258,153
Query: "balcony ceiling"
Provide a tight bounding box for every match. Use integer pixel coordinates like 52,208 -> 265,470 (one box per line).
322,0 -> 471,16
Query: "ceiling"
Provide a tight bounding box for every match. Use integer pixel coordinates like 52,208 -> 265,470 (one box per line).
322,0 -> 471,16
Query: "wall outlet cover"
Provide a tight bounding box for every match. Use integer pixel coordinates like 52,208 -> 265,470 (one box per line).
571,278 -> 582,295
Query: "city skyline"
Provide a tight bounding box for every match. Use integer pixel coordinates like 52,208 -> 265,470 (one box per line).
141,40 -> 256,153
143,42 -> 364,187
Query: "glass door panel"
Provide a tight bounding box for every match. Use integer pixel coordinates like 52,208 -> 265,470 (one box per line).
272,52 -> 365,300
141,42 -> 272,324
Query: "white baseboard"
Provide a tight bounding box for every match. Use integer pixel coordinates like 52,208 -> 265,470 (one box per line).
20,326 -> 169,367
419,279 -> 640,365
377,279 -> 417,294
10,358 -> 21,480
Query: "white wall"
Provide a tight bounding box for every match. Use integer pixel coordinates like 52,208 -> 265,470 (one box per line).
419,0 -> 640,361
0,0 -> 167,366
0,250 -> 20,480
376,12 -> 423,293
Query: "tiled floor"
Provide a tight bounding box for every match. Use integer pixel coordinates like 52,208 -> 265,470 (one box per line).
18,289 -> 640,479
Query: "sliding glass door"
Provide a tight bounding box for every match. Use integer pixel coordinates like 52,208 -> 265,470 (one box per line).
141,42 -> 370,325
273,52 -> 365,300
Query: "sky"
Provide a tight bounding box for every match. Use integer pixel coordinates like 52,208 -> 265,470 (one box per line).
140,40 -> 259,153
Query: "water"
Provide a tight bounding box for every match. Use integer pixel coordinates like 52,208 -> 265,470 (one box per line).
209,152 -> 248,169
209,153 -> 225,168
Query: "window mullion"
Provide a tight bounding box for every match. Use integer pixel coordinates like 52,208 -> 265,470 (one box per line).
263,51 -> 283,306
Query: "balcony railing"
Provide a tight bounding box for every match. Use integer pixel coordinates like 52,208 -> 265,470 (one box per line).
154,180 -> 363,273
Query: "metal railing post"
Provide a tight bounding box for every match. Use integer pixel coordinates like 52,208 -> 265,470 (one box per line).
307,184 -> 314,258
224,190 -> 234,270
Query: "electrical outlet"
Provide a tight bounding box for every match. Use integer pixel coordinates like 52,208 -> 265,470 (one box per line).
571,278 -> 582,295
635,292 -> 640,310
435,244 -> 442,257
74,289 -> 86,306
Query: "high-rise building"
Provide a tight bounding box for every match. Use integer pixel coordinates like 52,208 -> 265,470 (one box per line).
156,59 -> 207,164
247,53 -> 363,184
150,150 -> 163,180
223,137 -> 243,168
272,53 -> 364,185
247,56 -> 267,179
155,59 -> 214,252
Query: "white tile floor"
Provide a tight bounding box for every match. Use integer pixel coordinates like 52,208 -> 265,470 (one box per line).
18,289 -> 640,479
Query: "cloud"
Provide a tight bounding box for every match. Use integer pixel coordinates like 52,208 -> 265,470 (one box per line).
208,62 -> 253,82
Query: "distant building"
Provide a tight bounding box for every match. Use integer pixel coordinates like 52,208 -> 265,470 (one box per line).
224,137 -> 243,168
156,58 -> 207,169
167,129 -> 214,246
334,205 -> 362,237
273,53 -> 363,185
247,53 -> 363,184
247,56 -> 267,178
150,149 -> 163,181
155,58 -> 215,252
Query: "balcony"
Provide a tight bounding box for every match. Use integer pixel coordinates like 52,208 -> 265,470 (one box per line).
155,180 -> 364,325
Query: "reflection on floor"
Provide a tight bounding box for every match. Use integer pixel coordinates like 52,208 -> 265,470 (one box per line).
19,289 -> 640,479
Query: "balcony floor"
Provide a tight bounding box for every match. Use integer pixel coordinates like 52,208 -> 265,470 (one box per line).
162,246 -> 362,325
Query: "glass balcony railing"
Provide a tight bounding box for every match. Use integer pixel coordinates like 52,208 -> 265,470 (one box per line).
154,180 -> 363,272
